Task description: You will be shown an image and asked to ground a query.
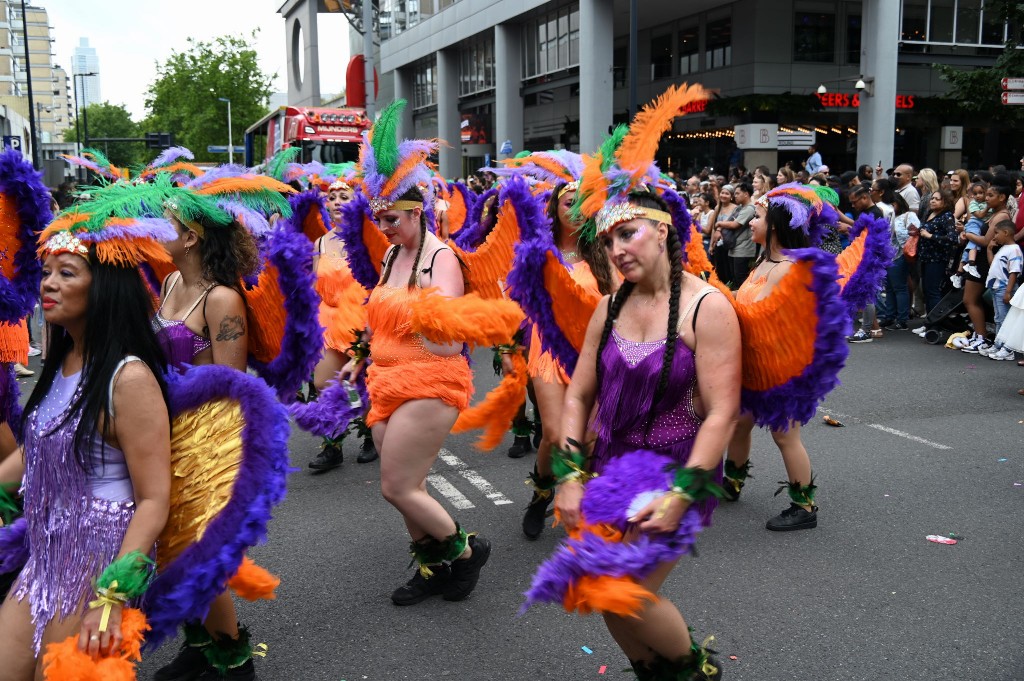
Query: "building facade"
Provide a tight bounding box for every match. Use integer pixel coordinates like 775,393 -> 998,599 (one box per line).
72,37 -> 100,109
377,0 -> 1023,178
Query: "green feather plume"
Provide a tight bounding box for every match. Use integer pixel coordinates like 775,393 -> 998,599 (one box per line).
599,125 -> 629,173
81,147 -> 115,170
811,184 -> 839,207
266,146 -> 301,181
96,550 -> 155,598
371,99 -> 406,177
324,161 -> 356,178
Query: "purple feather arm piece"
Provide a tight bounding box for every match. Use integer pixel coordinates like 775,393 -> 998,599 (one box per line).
0,362 -> 22,437
523,450 -> 709,612
141,365 -> 290,651
505,177 -> 583,374
151,146 -> 194,167
0,149 -> 49,323
247,191 -> 324,402
0,517 -> 29,574
288,377 -> 368,439
660,188 -> 693,257
741,247 -> 850,431
808,203 -> 840,247
339,192 -> 382,290
454,187 -> 499,250
839,213 -> 896,315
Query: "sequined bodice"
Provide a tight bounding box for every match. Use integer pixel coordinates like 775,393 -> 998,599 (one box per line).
612,328 -> 668,367
153,313 -> 212,369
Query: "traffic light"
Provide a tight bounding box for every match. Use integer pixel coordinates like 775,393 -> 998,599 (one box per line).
145,132 -> 175,149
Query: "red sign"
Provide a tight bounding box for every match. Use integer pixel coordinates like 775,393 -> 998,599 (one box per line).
1002,91 -> 1024,105
1001,78 -> 1024,91
815,93 -> 915,109
681,99 -> 707,114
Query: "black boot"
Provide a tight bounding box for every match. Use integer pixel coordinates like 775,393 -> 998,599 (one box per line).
356,434 -> 379,463
767,477 -> 818,531
522,468 -> 555,539
721,460 -> 751,502
507,434 -> 533,459
308,437 -> 343,471
197,626 -> 260,680
155,622 -> 213,681
391,562 -> 451,606
443,533 -> 491,601
635,635 -> 723,680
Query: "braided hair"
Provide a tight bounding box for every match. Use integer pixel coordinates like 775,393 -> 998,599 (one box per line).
378,187 -> 428,288
548,184 -> 616,295
595,191 -> 684,417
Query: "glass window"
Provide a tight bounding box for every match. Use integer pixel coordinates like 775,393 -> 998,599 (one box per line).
793,12 -> 835,62
522,4 -> 581,79
846,13 -> 861,63
901,0 -> 927,42
558,11 -> 569,69
650,33 -> 673,80
956,0 -> 982,43
705,17 -> 732,70
569,9 -> 580,65
613,44 -> 627,88
929,0 -> 955,42
981,3 -> 1006,44
678,24 -> 699,75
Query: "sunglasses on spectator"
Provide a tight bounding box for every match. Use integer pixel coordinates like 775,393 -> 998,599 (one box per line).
892,172 -> 903,176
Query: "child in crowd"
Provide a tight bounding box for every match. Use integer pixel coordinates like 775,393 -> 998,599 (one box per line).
952,182 -> 990,288
980,220 -> 1022,361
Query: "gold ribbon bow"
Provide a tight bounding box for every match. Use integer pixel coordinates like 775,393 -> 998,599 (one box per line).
88,580 -> 128,633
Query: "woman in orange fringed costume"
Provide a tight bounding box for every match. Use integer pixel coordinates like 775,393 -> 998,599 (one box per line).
339,100 -> 491,606
0,320 -> 29,456
517,180 -> 615,540
307,177 -> 379,470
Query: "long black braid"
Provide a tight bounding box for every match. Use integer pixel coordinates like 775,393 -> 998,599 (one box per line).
595,192 -> 682,416
377,187 -> 428,288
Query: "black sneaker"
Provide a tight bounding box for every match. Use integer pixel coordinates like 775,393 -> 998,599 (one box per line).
885,320 -> 909,331
155,643 -> 213,681
877,318 -> 894,329
507,434 -> 533,459
522,491 -> 553,539
391,564 -> 451,606
197,658 -> 256,680
356,437 -> 379,463
443,534 -> 491,601
766,503 -> 818,531
308,443 -> 343,471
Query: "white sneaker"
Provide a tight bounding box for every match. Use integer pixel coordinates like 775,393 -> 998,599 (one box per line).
963,263 -> 980,278
912,326 -> 927,335
962,337 -> 989,354
27,345 -> 41,357
979,344 -> 995,357
990,348 -> 1016,361
952,335 -> 972,349
950,274 -> 964,289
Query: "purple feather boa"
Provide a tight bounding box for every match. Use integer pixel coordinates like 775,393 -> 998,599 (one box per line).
141,365 -> 290,651
340,192 -> 382,290
454,187 -> 499,250
523,450 -> 707,612
839,213 -> 896,315
505,177 -> 584,375
0,516 -> 28,575
288,376 -> 368,439
246,191 -> 324,402
0,149 -> 49,323
660,188 -> 693,257
0,362 -> 22,437
741,247 -> 849,431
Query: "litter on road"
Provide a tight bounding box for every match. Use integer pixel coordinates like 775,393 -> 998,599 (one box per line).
926,535 -> 957,545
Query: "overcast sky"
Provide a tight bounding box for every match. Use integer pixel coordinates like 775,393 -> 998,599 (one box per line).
45,1 -> 353,120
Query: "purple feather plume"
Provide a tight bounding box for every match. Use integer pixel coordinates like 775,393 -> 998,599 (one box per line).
185,164 -> 250,189
660,188 -> 693,258
247,191 -> 324,402
0,149 -> 50,324
839,213 -> 896,315
141,365 -> 290,651
453,187 -> 499,250
339,192 -> 382,290
0,362 -> 22,437
0,516 -> 29,574
523,450 -> 709,612
741,247 -> 849,430
288,377 -> 368,439
218,199 -> 272,238
150,146 -> 194,168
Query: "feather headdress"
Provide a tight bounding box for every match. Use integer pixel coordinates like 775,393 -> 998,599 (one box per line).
571,84 -> 709,240
493,149 -> 584,190
60,148 -> 130,184
755,182 -> 840,243
138,147 -> 206,183
357,99 -> 437,214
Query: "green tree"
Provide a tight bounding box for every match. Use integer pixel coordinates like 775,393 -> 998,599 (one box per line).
144,32 -> 274,163
63,102 -> 143,168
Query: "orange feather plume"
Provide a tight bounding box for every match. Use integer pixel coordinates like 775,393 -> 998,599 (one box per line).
615,83 -> 709,183
683,225 -> 732,295
563,574 -> 659,617
577,152 -> 609,220
361,214 -> 390,277
227,555 -> 281,601
452,353 -> 528,450
192,175 -> 295,197
139,162 -> 206,179
446,186 -> 468,235
379,145 -> 436,199
42,607 -> 150,681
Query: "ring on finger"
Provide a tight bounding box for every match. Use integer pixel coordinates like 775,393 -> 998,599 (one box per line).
90,635 -> 99,641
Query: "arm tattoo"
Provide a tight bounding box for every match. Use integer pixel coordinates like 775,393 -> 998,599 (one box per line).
215,315 -> 245,342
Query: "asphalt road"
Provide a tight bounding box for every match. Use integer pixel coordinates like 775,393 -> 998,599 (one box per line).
20,326 -> 1024,681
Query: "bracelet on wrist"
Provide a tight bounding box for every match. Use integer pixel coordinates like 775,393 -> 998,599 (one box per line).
552,439 -> 595,485
668,466 -> 726,503
348,330 -> 370,362
90,551 -> 154,633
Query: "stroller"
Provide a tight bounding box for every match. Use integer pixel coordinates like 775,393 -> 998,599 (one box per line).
920,288 -> 970,344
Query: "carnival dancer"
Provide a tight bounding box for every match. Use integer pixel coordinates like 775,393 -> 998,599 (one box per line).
308,173 -> 379,470
524,84 -> 736,680
338,99 -> 493,606
0,224 -> 173,679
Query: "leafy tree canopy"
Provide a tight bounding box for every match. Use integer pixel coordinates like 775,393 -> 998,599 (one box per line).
63,102 -> 143,168
143,32 -> 274,163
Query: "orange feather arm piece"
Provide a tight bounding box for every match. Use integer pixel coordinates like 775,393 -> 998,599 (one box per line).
409,289 -> 524,348
244,264 -> 286,364
42,607 -> 150,681
447,195 -> 522,300
303,206 -> 328,243
446,187 -> 468,235
616,83 -> 709,182
543,251 -> 602,352
227,555 -> 281,601
734,261 -> 819,391
452,352 -> 528,450
835,229 -> 868,290
362,214 -> 390,277
0,193 -> 22,280
682,225 -> 732,295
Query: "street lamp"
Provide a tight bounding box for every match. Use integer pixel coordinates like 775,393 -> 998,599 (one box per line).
211,91 -> 233,164
34,102 -> 51,162
72,71 -> 97,156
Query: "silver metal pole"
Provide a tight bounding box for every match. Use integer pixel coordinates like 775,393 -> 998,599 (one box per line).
363,0 -> 375,118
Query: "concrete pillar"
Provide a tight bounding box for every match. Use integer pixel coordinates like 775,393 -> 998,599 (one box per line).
857,0 -> 899,170
392,67 -> 416,140
494,23 -> 523,158
437,49 -> 461,179
579,0 -> 613,153
282,0 -> 321,106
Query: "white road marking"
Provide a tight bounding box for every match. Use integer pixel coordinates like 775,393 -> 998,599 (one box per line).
867,424 -> 952,450
438,449 -> 515,505
427,474 -> 475,510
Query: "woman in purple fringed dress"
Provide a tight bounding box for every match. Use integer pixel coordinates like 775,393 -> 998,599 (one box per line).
0,242 -> 171,679
556,191 -> 741,679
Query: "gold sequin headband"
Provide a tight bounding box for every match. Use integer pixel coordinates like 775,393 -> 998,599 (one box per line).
755,194 -> 770,209
595,204 -> 674,235
42,231 -> 90,260
163,199 -> 205,239
369,197 -> 423,215
557,181 -> 580,199
328,179 -> 352,192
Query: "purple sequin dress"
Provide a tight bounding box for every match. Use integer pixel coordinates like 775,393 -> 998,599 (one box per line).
152,274 -> 213,370
593,328 -> 721,524
13,369 -> 135,653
